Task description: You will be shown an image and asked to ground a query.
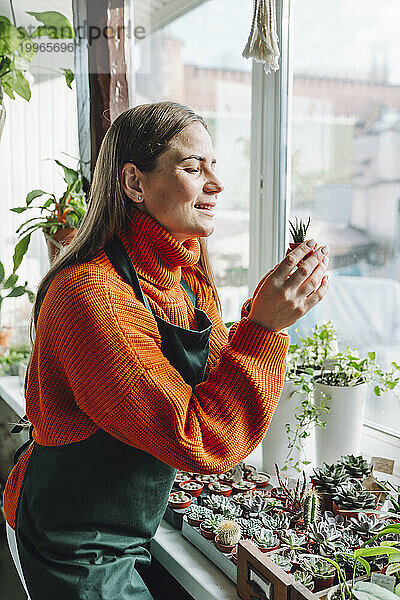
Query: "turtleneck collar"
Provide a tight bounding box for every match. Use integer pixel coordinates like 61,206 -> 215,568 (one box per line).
118,208 -> 201,289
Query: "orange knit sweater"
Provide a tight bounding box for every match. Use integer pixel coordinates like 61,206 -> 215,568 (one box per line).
3,208 -> 289,529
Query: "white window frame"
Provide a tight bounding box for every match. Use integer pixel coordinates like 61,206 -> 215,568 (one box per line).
251,0 -> 400,461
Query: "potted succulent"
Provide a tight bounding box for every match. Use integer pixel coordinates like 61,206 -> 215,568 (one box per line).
174,471 -> 193,486
199,514 -> 224,540
261,512 -> 291,533
279,530 -> 307,565
300,555 -> 336,591
348,514 -> 385,540
288,217 -> 317,255
314,351 -> 400,465
312,462 -> 349,510
11,157 -> 88,268
195,473 -> 218,484
179,480 -> 204,498
307,521 -> 342,555
332,481 -> 377,518
269,552 -> 293,573
236,517 -> 262,540
0,260 -> 34,348
293,569 -> 315,591
231,491 -> 253,507
252,528 -> 280,553
339,455 -> 371,481
215,520 -> 242,553
185,505 -> 212,527
245,471 -> 271,488
0,8 -> 74,141
207,481 -> 233,497
168,491 -> 192,510
232,479 -> 257,494
240,494 -> 272,517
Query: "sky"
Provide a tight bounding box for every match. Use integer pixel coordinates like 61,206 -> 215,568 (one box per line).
167,0 -> 400,84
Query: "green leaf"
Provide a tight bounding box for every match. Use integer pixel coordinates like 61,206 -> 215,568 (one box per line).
10,207 -> 29,213
2,69 -> 31,101
27,11 -> 75,39
1,79 -> 15,99
6,286 -> 26,298
374,386 -> 381,396
0,262 -> 4,284
355,556 -> 371,576
368,352 -> 376,361
354,546 -> 399,559
54,160 -> 78,186
2,273 -> 18,289
0,20 -> 21,52
26,189 -> 46,205
12,234 -> 31,272
61,68 -> 74,89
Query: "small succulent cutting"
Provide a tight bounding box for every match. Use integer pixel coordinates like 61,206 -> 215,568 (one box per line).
339,455 -> 371,480
289,217 -> 311,243
333,481 -> 376,511
312,462 -> 348,495
253,528 -> 279,551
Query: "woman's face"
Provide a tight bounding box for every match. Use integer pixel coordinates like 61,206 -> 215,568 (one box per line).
122,122 -> 224,243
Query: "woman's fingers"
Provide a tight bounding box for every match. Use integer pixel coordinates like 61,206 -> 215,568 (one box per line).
303,273 -> 330,311
272,240 -> 317,283
300,256 -> 329,297
284,245 -> 328,290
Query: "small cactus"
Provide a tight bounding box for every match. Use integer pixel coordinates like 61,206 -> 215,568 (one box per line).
303,489 -> 320,529
216,519 -> 242,546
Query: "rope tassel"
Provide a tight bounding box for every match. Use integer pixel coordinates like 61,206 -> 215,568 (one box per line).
242,0 -> 280,75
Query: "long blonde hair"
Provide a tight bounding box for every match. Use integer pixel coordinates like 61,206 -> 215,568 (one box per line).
30,101 -> 221,343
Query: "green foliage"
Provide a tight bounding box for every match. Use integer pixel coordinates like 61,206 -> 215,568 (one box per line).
333,481 -> 377,511
289,216 -> 311,243
11,157 -> 88,271
303,489 -> 321,529
312,462 -> 348,494
0,10 -> 74,101
339,455 -> 371,480
0,345 -> 31,375
0,260 -> 34,329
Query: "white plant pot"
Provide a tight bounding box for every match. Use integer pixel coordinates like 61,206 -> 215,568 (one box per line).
314,381 -> 368,465
262,381 -> 314,477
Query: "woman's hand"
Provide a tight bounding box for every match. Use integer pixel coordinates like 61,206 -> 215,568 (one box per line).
247,240 -> 329,332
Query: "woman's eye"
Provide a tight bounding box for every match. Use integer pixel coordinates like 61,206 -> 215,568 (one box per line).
185,168 -> 200,173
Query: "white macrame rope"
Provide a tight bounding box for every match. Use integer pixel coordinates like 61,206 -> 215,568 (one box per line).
242,0 -> 280,75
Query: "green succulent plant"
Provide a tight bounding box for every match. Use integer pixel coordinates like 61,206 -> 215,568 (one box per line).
186,505 -> 212,520
216,520 -> 241,546
312,462 -> 348,495
261,512 -> 291,532
339,455 -> 371,480
201,514 -> 223,533
301,555 -> 336,578
293,569 -> 315,591
289,216 -> 311,243
236,517 -> 262,538
303,489 -> 320,529
269,553 -> 292,572
253,528 -> 279,550
349,514 -> 385,538
334,481 -> 376,511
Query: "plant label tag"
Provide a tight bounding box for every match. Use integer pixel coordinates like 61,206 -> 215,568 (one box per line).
370,573 -> 396,592
371,457 -> 394,474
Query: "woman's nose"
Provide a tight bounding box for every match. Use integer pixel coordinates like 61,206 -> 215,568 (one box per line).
204,174 -> 224,194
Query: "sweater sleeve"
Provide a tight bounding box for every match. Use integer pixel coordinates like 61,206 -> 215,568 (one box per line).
49,265 -> 289,474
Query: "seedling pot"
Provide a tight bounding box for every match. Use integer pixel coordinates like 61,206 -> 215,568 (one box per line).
314,381 -> 368,465
179,481 -> 204,498
199,522 -> 215,540
207,483 -> 232,497
313,575 -> 335,592
215,535 -> 237,553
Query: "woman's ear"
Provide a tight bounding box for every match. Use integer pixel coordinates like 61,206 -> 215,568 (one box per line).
121,163 -> 144,203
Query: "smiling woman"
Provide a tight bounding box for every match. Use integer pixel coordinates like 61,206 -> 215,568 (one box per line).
3,101 -> 328,599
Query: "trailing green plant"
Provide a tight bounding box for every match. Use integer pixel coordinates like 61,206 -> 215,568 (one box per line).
312,462 -> 349,495
0,5 -> 74,102
303,489 -> 321,529
318,351 -> 400,396
339,455 -> 371,480
11,156 -> 88,272
334,481 -> 377,512
0,260 -> 34,332
216,520 -> 241,546
284,322 -> 337,471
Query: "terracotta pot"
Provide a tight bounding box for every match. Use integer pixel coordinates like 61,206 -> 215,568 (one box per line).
255,542 -> 280,554
168,493 -> 192,510
187,515 -> 206,527
44,227 -> 77,264
231,548 -> 238,565
0,327 -> 13,349
215,535 -> 237,554
207,482 -> 232,497
179,481 -> 204,498
246,472 -> 271,488
173,477 -> 192,489
199,522 -> 215,540
332,500 -> 374,520
313,575 -> 335,592
232,481 -> 257,494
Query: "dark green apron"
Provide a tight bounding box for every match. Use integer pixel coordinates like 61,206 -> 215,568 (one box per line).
13,235 -> 212,600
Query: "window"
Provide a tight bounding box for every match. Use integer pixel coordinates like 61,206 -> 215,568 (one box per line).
286,0 -> 400,433
133,0 -> 253,322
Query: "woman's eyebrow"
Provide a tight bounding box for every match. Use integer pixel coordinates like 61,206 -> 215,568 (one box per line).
179,155 -> 217,164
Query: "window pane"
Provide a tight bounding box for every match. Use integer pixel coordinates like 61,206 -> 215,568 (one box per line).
288,0 -> 400,431
133,0 -> 253,322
